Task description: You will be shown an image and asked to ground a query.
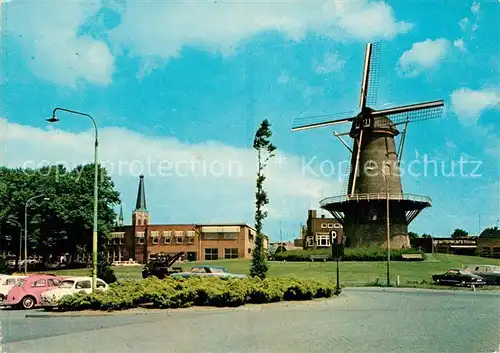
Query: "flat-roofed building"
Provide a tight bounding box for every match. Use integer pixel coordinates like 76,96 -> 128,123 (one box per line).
105,175 -> 267,263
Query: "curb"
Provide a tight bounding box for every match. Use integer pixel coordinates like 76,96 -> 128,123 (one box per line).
24,297 -> 336,318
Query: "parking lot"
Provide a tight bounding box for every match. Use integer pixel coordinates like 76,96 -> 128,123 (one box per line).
1,287 -> 499,353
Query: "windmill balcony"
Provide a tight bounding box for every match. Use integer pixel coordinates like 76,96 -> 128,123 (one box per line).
320,193 -> 432,205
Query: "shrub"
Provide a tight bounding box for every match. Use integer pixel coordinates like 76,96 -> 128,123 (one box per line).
0,258 -> 11,275
56,276 -> 335,312
274,247 -> 423,262
96,258 -> 117,284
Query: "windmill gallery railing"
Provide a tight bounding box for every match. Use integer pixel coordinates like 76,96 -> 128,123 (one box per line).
320,193 -> 432,206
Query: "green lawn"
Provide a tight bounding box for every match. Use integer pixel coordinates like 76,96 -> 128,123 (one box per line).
48,253 -> 500,288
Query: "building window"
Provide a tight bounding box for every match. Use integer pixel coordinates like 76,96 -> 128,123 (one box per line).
327,224 -> 334,228
248,248 -> 252,254
175,231 -> 183,244
187,230 -> 195,244
334,224 -> 341,228
321,223 -> 327,228
203,233 -> 219,240
151,231 -> 159,244
306,236 -> 314,247
316,233 -> 330,247
163,231 -> 171,244
204,248 -> 218,260
224,248 -> 239,259
137,238 -> 144,244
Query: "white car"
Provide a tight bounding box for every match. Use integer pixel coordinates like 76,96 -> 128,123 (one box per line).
40,276 -> 108,308
0,275 -> 27,301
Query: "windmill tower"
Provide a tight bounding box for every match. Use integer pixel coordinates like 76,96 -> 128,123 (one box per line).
292,43 -> 444,249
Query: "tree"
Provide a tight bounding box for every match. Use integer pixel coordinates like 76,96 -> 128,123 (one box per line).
0,164 -> 120,265
451,228 -> 468,239
96,252 -> 117,284
408,231 -> 419,247
250,119 -> 276,279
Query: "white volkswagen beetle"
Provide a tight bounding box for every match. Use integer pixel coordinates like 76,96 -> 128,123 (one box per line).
0,275 -> 27,301
40,276 -> 108,308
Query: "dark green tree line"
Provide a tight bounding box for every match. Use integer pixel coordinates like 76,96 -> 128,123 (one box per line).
0,164 -> 120,264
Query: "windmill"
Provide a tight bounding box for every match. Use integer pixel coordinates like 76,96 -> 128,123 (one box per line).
292,43 -> 444,249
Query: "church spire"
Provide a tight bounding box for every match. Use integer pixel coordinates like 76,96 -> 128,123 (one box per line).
135,174 -> 147,211
118,203 -> 124,227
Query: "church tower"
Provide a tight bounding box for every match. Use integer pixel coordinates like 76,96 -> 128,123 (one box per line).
132,175 -> 149,226
118,203 -> 124,227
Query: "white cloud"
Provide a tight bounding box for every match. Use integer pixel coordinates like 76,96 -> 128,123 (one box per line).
471,2 -> 480,15
0,118 -> 341,235
109,0 -> 411,74
450,87 -> 500,126
277,70 -> 290,84
3,1 -> 114,87
459,17 -> 469,31
397,38 -> 450,77
313,53 -> 345,74
453,38 -> 466,52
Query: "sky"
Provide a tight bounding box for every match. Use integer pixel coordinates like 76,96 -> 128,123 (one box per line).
0,0 -> 499,241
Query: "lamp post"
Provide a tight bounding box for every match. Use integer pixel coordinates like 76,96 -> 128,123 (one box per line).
4,217 -> 22,272
11,220 -> 22,272
24,194 -> 49,275
372,160 -> 392,287
47,107 -> 99,290
384,166 -> 391,287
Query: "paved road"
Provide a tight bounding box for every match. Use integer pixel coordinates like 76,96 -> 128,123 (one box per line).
1,287 -> 499,353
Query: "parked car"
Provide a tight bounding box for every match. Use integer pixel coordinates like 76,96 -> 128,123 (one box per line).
3,274 -> 63,309
171,265 -> 246,279
40,276 -> 109,309
432,269 -> 485,287
464,265 -> 500,285
0,275 -> 27,301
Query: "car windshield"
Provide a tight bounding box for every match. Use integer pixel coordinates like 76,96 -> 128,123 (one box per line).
209,268 -> 226,274
59,280 -> 75,289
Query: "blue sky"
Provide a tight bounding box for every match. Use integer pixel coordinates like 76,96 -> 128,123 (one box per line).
1,0 -> 499,240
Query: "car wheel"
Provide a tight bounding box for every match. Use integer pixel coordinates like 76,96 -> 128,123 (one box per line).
435,279 -> 440,284
21,296 -> 36,310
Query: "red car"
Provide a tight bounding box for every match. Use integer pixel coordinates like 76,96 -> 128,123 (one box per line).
3,274 -> 63,309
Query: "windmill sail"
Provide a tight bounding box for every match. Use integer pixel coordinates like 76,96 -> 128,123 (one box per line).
291,111 -> 354,132
372,100 -> 444,127
366,42 -> 381,107
359,43 -> 372,109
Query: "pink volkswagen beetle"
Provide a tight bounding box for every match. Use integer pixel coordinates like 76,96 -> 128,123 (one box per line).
4,274 -> 63,309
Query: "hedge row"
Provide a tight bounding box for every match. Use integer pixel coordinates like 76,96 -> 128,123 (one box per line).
274,247 -> 423,262
57,276 -> 336,311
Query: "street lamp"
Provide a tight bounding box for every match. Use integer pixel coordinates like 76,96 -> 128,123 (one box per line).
371,160 -> 392,287
11,220 -> 22,272
24,194 -> 49,274
4,217 -> 23,272
47,107 -> 99,290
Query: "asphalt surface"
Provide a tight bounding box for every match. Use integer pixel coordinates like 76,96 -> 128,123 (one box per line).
0,287 -> 499,353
